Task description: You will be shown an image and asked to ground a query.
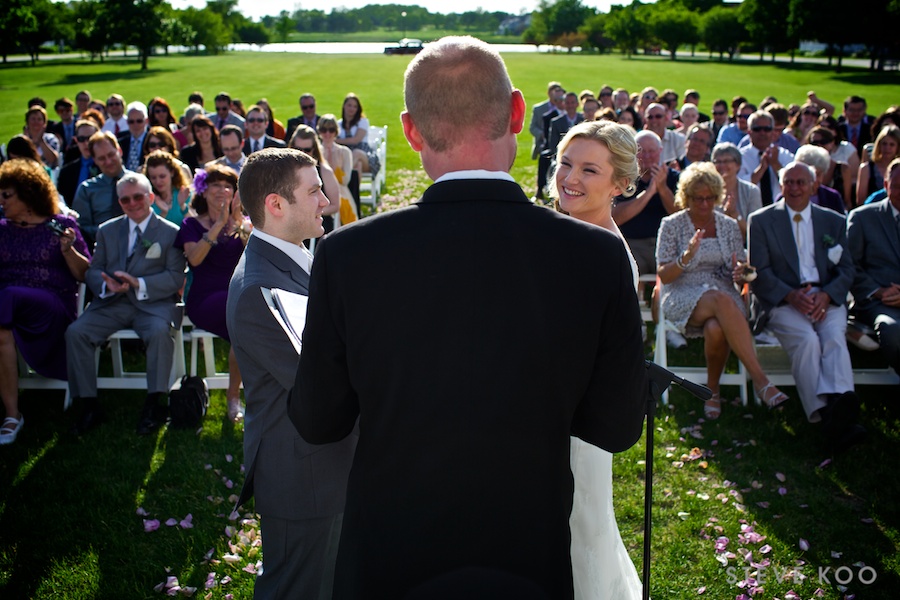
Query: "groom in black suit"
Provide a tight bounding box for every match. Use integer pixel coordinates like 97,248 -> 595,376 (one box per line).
227,149 -> 356,598
291,36 -> 647,599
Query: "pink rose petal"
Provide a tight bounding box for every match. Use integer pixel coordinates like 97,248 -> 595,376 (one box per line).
819,458 -> 832,468
166,518 -> 179,527
225,454 -> 233,462
696,586 -> 706,594
180,514 -> 194,529
760,544 -> 772,554
136,507 -> 149,516
799,538 -> 810,551
143,519 -> 160,532
778,486 -> 788,495
775,472 -> 786,482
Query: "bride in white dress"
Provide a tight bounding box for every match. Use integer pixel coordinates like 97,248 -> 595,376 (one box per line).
553,120 -> 644,600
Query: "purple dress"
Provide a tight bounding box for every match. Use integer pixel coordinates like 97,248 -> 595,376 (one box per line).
0,214 -> 90,380
174,217 -> 246,341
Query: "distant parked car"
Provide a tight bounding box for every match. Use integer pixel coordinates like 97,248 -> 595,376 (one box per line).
384,38 -> 424,55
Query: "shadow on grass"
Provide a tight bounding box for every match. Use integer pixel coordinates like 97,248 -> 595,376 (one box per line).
660,337 -> 900,598
0,384 -> 248,598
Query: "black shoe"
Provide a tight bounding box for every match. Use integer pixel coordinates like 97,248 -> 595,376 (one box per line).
136,406 -> 161,436
70,406 -> 104,436
832,423 -> 868,454
821,392 -> 861,437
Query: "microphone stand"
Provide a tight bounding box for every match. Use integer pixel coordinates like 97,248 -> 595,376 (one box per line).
641,360 -> 711,600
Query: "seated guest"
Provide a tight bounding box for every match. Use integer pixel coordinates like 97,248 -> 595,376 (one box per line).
174,165 -> 250,422
285,93 -> 320,141
657,162 -> 787,419
739,110 -> 795,206
678,123 -> 713,170
141,126 -> 192,183
738,104 -> 800,154
207,125 -> 247,175
795,144 -> 845,214
73,131 -> 129,250
6,136 -> 53,180
336,93 -> 381,178
612,130 -> 678,277
56,120 -> 100,207
208,92 -> 245,133
173,103 -> 204,150
147,97 -> 179,134
314,116 -> 352,229
547,92 -> 584,158
24,105 -> 60,168
644,102 -> 685,165
65,172 -> 186,436
675,104 -> 699,134
857,125 -> 900,202
143,150 -> 192,226
242,105 -> 286,155
49,97 -> 77,151
806,123 -> 858,207
786,102 -> 821,144
712,142 -> 761,240
0,160 -> 91,445
179,115 -> 222,173
717,102 -> 756,145
101,94 -> 128,135
748,162 -> 864,451
118,102 -> 149,172
616,106 -> 641,131
255,98 -> 286,140
847,158 -> 900,376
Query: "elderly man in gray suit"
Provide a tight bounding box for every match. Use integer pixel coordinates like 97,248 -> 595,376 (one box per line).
847,158 -> 900,376
748,161 -> 866,452
226,148 -> 357,599
66,172 -> 185,436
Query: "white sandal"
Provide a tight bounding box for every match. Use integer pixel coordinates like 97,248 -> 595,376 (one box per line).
0,415 -> 24,445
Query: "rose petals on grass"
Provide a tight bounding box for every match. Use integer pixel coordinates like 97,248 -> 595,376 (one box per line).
775,472 -> 786,482
180,514 -> 194,529
143,519 -> 160,532
166,518 -> 179,527
799,538 -> 810,551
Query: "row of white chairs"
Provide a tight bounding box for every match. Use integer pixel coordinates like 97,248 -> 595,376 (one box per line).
359,125 -> 387,210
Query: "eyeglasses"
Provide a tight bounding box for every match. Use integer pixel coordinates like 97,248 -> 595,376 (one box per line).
646,114 -> 665,120
599,92 -> 611,97
118,192 -> 147,204
107,101 -> 123,107
154,107 -> 168,113
1,190 -> 15,200
737,114 -> 751,120
751,126 -> 773,132
216,106 -> 230,113
208,182 -> 234,193
294,145 -> 315,152
319,127 -> 337,134
301,104 -> 315,110
803,111 -> 819,117
712,110 -> 727,116
147,141 -> 166,149
247,117 -> 266,123
127,119 -> 144,125
76,135 -> 92,143
713,158 -> 736,166
692,195 -> 718,204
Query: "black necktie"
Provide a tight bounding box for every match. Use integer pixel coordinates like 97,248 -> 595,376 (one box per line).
759,152 -> 773,205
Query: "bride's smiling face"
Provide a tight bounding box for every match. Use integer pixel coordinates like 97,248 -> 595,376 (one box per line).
555,137 -> 623,218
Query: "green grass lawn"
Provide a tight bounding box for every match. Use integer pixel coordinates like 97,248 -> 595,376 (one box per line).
2,50 -> 899,599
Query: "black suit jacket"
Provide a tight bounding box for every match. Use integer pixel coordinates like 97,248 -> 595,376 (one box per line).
285,114 -> 320,142
290,178 -> 647,598
838,115 -> 875,157
242,135 -> 286,155
57,157 -> 98,206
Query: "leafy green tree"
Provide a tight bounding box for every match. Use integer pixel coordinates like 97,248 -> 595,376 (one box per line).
0,0 -> 38,63
274,10 -> 295,42
545,0 -> 594,40
18,0 -> 68,65
605,2 -> 648,58
236,22 -> 270,45
740,0 -> 788,61
580,13 -> 613,53
649,3 -> 698,61
180,6 -> 231,54
701,5 -> 744,61
72,0 -> 108,61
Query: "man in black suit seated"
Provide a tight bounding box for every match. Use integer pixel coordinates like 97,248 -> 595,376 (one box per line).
242,105 -> 286,155
56,120 -> 100,207
291,35 -> 647,599
285,93 -> 320,142
839,95 -> 876,157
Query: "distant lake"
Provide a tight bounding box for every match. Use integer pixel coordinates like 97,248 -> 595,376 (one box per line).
228,42 -> 556,54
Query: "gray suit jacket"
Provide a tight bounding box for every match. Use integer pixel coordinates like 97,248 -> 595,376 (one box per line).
207,111 -> 245,133
84,212 -> 185,324
530,100 -> 551,159
847,199 -> 900,310
226,235 -> 356,519
748,200 -> 854,313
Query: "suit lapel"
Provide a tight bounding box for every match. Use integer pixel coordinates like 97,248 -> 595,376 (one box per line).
119,217 -> 131,270
248,236 -> 310,292
877,201 -> 900,260
771,203 -> 802,282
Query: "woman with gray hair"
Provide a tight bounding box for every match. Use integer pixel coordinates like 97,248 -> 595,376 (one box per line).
795,144 -> 845,214
657,162 -> 787,418
712,142 -> 761,239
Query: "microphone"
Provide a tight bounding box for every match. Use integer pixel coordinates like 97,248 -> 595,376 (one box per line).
644,360 -> 712,401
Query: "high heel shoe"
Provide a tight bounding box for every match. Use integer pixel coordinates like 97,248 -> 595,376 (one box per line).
227,397 -> 244,422
755,383 -> 788,409
704,394 -> 721,420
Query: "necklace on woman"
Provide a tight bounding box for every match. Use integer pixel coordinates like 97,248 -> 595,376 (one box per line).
690,213 -> 714,230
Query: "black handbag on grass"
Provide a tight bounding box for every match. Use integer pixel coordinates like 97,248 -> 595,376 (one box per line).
168,376 -> 209,429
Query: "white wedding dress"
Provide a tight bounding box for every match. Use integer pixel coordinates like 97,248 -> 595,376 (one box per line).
569,238 -> 643,600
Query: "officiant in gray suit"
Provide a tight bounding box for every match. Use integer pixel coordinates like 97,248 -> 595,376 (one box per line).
226,148 -> 357,600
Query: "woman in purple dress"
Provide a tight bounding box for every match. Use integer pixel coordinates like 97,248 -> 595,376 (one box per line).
0,159 -> 91,444
174,164 -> 251,421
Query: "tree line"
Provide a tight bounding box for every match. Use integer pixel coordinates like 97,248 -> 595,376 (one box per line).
526,0 -> 899,71
2,0 -> 896,72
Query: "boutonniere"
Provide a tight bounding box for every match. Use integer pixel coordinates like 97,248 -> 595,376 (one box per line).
822,234 -> 843,264
144,241 -> 162,259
